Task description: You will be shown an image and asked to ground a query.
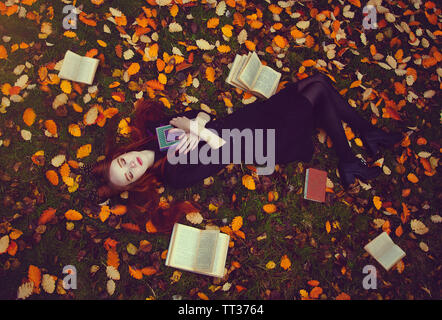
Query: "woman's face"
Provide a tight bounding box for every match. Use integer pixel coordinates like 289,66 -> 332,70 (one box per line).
108,151 -> 149,187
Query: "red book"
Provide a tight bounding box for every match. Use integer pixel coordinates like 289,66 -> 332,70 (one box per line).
304,168 -> 327,203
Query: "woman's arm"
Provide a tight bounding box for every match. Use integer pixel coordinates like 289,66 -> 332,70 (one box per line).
169,115 -> 226,150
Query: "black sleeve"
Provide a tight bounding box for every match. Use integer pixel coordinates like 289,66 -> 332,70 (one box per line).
162,156 -> 225,189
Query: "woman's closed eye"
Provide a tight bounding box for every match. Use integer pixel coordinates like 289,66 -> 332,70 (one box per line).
119,158 -> 133,180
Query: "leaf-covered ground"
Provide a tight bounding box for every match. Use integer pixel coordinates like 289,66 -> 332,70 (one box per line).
0,0 -> 441,300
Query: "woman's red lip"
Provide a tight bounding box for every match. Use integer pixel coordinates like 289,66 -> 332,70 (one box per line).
137,157 -> 143,166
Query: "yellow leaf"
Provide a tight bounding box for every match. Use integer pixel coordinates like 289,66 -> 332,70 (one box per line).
60,80 -> 72,94
217,45 -> 231,53
23,108 -> 36,126
231,216 -> 243,231
157,73 -> 167,85
65,209 -> 83,221
266,261 -> 276,269
221,24 -> 233,37
99,206 -> 110,222
63,31 -> 76,38
76,144 -> 92,159
68,124 -> 82,137
280,254 -> 291,270
373,196 -> 382,210
242,174 -> 255,190
326,221 -> 331,233
97,39 -> 107,47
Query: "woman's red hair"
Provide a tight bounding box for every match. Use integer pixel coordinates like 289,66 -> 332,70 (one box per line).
90,98 -> 200,233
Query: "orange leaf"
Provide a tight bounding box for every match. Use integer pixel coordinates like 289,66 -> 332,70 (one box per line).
110,204 -> 127,216
64,209 -> 83,221
38,208 -> 56,225
407,173 -> 419,183
28,265 -> 41,288
121,223 -> 141,233
0,45 -> 7,59
336,292 -> 351,300
141,266 -> 157,276
280,254 -> 291,270
197,292 -> 209,300
310,286 -> 323,299
23,108 -> 36,126
128,265 -> 143,279
206,66 -> 215,83
107,249 -> 120,268
308,280 -> 320,287
45,170 -> 59,186
395,225 -> 403,237
44,119 -> 57,136
127,63 -> 140,76
7,240 -> 17,256
242,174 -> 256,190
231,216 -> 243,231
145,220 -> 158,233
263,204 -> 277,214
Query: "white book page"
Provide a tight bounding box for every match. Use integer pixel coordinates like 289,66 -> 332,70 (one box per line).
194,230 -> 219,273
168,224 -> 201,271
76,56 -> 99,84
379,245 -> 405,270
252,66 -> 281,98
238,51 -> 261,89
58,50 -> 81,81
210,233 -> 230,278
230,55 -> 249,90
226,54 -> 242,85
364,232 -> 392,260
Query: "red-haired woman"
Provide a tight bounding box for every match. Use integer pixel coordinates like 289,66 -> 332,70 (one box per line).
81,72 -> 402,233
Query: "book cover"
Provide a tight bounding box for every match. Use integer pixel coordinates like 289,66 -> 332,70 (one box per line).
156,124 -> 180,151
304,168 -> 327,203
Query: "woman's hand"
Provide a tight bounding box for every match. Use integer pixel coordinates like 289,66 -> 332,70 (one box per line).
169,116 -> 192,133
167,128 -> 201,155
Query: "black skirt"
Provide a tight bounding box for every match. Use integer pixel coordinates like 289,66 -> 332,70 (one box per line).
146,82 -> 315,189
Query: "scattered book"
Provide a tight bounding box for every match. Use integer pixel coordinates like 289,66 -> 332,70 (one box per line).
364,232 -> 406,271
226,51 -> 281,99
304,168 -> 327,203
165,223 -> 230,278
58,50 -> 100,85
156,124 -> 181,151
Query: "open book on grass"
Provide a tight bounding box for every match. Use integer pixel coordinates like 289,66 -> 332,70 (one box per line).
226,51 -> 281,99
165,223 -> 230,278
364,232 -> 406,271
58,50 -> 100,85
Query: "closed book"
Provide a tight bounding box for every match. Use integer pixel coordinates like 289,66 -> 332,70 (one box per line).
156,124 -> 180,151
304,168 -> 327,203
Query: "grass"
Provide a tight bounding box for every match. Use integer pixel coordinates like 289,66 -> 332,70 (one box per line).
0,0 -> 441,301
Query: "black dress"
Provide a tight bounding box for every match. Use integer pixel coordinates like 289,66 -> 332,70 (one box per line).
144,82 -> 315,189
